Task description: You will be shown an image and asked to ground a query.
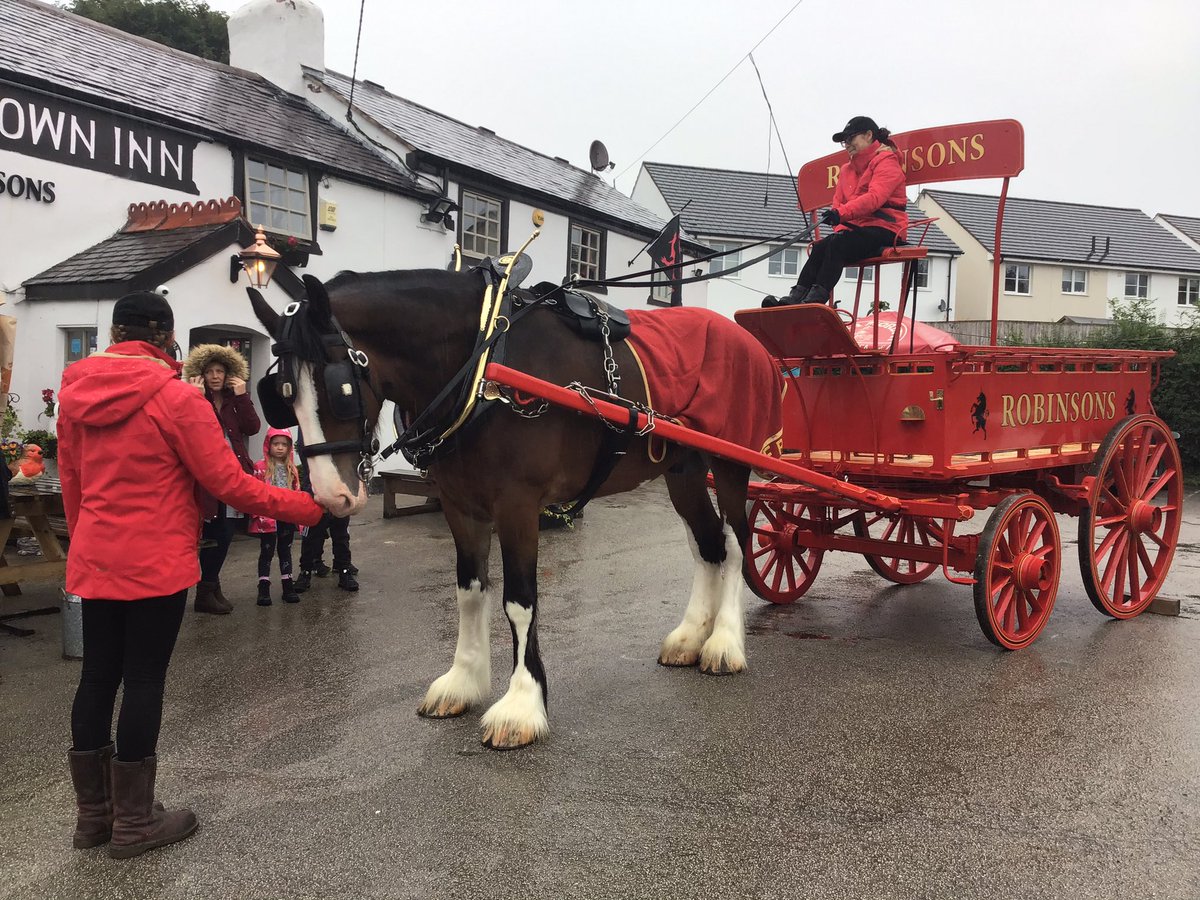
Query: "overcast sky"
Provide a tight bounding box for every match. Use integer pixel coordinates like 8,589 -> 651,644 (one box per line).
207,0 -> 1200,217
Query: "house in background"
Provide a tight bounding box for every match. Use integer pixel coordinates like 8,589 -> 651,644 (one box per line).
1155,214 -> 1200,310
633,162 -> 961,322
919,191 -> 1200,326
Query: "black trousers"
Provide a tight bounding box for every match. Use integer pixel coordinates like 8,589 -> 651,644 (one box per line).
199,507 -> 233,583
798,226 -> 894,292
300,512 -> 351,571
70,591 -> 187,762
257,523 -> 296,579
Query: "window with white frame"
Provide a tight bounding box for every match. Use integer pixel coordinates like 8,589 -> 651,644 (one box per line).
245,157 -> 310,238
460,190 -> 503,259
915,258 -> 930,289
1124,272 -> 1149,299
569,223 -> 603,282
708,242 -> 742,278
1004,263 -> 1031,294
1062,268 -> 1087,294
649,270 -> 673,305
845,266 -> 874,283
63,327 -> 97,366
768,247 -> 801,278
1178,276 -> 1199,306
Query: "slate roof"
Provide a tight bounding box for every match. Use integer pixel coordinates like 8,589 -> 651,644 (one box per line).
641,162 -> 961,255
25,225 -> 228,288
1159,214 -> 1200,248
0,0 -> 415,194
924,190 -> 1200,274
309,68 -> 689,243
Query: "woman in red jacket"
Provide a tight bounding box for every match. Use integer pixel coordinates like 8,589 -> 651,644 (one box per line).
182,343 -> 260,614
769,115 -> 909,306
59,291 -> 324,859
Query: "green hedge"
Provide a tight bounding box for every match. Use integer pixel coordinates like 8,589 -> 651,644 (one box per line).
1001,298 -> 1199,474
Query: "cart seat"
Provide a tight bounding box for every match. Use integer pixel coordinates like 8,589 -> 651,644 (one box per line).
736,305 -> 960,358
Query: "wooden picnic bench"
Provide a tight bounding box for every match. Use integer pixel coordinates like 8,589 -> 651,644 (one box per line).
379,471 -> 440,518
0,476 -> 68,636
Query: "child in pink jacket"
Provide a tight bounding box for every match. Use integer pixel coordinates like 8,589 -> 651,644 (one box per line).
248,428 -> 304,605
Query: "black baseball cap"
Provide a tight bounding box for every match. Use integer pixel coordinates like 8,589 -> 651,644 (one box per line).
113,291 -> 173,330
832,116 -> 880,142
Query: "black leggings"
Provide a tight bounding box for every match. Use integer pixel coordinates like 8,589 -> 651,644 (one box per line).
70,591 -> 187,762
798,226 -> 894,292
257,523 -> 296,579
199,511 -> 233,582
301,512 -> 351,571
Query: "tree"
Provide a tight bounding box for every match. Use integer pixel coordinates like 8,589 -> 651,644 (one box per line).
61,0 -> 229,64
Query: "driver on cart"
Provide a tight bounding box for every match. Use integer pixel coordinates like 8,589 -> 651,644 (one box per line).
764,115 -> 909,307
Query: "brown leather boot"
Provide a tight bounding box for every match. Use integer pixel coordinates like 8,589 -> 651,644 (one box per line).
68,743 -> 113,848
193,581 -> 229,615
109,756 -> 198,859
211,579 -> 233,612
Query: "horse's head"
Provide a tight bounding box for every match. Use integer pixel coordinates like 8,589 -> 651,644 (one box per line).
250,274 -> 379,517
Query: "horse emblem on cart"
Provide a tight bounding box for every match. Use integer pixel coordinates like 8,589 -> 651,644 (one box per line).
970,391 -> 989,439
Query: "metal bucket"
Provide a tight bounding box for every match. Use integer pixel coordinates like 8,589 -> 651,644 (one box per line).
60,589 -> 83,660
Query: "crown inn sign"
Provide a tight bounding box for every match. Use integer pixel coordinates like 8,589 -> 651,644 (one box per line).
0,82 -> 199,194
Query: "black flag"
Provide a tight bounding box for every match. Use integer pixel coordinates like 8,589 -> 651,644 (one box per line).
645,214 -> 683,306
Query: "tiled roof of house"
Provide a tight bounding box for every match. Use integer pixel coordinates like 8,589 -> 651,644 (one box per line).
1,0 -> 414,193
309,68 -> 686,242
641,162 -> 961,255
924,190 -> 1200,273
1159,214 -> 1200,248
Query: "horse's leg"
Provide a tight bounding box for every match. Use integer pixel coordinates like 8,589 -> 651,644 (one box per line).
480,499 -> 549,750
658,463 -> 727,668
417,502 -> 493,719
699,459 -> 753,675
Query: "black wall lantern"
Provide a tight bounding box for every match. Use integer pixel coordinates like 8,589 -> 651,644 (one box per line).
422,196 -> 457,230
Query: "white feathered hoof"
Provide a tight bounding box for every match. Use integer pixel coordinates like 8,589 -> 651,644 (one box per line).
657,625 -> 704,667
418,668 -> 486,719
698,633 -> 747,676
479,679 -> 548,750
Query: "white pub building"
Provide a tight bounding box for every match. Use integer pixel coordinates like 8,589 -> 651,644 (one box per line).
0,0 -> 703,469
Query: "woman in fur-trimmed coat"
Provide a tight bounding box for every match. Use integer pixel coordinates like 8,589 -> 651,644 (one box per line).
182,343 -> 260,614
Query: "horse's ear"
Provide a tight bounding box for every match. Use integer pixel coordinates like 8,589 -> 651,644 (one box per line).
247,287 -> 279,337
302,274 -> 332,324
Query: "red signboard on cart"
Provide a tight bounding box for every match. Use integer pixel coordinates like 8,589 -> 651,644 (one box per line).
796,119 -> 1025,210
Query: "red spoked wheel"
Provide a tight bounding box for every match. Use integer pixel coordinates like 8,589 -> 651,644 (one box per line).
852,512 -> 942,584
1079,415 -> 1183,619
745,499 -> 824,604
973,493 -> 1061,651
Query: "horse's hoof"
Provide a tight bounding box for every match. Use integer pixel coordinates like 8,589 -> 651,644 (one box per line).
699,652 -> 747,676
417,698 -> 471,719
657,649 -> 700,667
481,723 -> 539,750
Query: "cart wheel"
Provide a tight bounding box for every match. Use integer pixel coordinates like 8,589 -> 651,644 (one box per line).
744,499 -> 824,604
1079,415 -> 1182,619
973,493 -> 1060,650
852,512 -> 940,584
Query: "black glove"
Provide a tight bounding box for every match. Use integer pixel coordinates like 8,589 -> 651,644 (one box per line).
820,208 -> 841,226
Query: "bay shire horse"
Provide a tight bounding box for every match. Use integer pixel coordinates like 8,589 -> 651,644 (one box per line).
250,269 -> 779,750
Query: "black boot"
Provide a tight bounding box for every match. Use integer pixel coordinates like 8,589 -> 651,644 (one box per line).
280,577 -> 300,604
294,571 -> 312,593
337,568 -> 359,592
805,285 -> 831,305
108,756 -> 198,859
777,283 -> 811,306
256,580 -> 272,607
68,743 -> 114,849
313,560 -> 331,578
761,294 -> 780,308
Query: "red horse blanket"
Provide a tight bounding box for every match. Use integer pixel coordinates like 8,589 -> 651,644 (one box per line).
626,307 -> 783,456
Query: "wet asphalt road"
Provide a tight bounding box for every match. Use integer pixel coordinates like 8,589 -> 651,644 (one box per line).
2,485 -> 1199,900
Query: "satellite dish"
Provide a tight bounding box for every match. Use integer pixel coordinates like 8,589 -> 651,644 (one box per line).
589,140 -> 614,172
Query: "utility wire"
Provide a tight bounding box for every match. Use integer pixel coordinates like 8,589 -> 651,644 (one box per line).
748,52 -> 802,210
615,0 -> 807,184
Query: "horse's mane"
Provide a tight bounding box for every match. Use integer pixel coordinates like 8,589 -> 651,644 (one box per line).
324,268 -> 471,293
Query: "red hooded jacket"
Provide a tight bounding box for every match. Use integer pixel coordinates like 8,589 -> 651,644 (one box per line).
248,427 -> 301,535
57,341 -> 324,600
831,141 -> 909,240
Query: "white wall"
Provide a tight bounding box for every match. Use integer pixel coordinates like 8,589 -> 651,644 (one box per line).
1102,269 -> 1197,326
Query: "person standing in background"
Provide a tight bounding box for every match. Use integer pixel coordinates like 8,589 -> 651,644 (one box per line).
248,428 -> 304,605
183,344 -> 259,614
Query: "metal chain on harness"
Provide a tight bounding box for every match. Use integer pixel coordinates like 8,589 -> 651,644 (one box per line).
594,300 -> 621,396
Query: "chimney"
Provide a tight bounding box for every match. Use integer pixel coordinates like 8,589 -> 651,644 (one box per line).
228,0 -> 325,97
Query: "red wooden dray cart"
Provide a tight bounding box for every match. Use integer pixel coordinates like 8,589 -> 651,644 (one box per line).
484,119 -> 1183,651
